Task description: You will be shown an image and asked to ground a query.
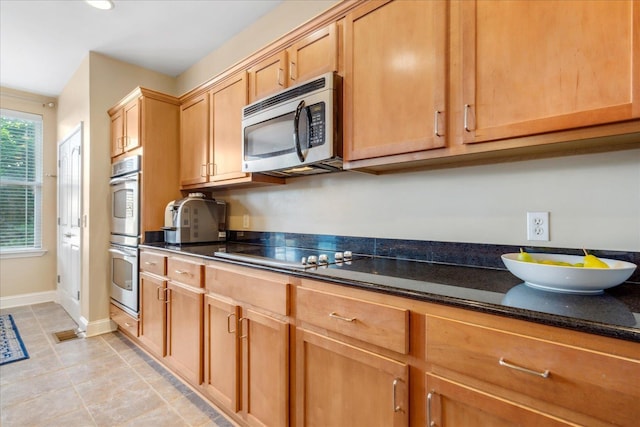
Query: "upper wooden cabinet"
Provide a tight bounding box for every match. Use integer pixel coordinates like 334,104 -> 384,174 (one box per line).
286,23 -> 338,87
180,72 -> 283,189
343,0 -> 447,162
110,98 -> 140,158
248,23 -> 339,103
460,0 -> 640,144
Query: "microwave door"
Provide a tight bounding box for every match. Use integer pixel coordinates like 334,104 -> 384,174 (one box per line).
294,100 -> 311,163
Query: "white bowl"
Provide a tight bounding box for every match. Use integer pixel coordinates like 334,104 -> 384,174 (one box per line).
501,253 -> 637,294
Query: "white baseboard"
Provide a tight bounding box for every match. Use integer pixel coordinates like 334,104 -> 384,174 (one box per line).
84,317 -> 117,337
0,291 -> 58,309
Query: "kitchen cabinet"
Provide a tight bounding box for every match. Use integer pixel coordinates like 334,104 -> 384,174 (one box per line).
109,98 -> 139,158
108,88 -> 181,237
203,262 -> 290,427
459,0 -> 640,145
295,284 -> 410,427
425,309 -> 640,426
343,0 -> 447,162
180,72 -> 283,189
138,271 -> 166,358
425,374 -> 573,427
109,303 -> 139,337
138,249 -> 204,386
247,23 -> 339,103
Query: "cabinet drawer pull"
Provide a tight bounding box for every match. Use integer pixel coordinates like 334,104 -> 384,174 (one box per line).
499,357 -> 550,378
463,104 -> 473,132
434,110 -> 443,137
426,391 -> 436,427
124,322 -> 132,327
156,286 -> 164,301
174,270 -> 190,275
392,378 -> 403,413
329,312 -> 356,322
289,61 -> 296,81
144,261 -> 157,266
201,164 -> 207,177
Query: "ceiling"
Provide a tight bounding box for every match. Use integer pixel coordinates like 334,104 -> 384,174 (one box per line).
0,0 -> 284,97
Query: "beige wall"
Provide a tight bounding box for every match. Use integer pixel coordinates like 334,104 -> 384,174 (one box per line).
217,148 -> 640,252
0,88 -> 58,299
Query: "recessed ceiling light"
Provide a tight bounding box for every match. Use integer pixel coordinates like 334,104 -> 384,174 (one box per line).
85,0 -> 114,10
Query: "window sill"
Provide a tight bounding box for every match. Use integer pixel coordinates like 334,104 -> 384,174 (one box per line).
0,249 -> 48,259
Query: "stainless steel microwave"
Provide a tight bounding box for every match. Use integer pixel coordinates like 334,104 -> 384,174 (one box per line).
241,72 -> 342,177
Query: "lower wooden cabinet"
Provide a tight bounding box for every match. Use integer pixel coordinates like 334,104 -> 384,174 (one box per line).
425,373 -> 574,427
203,265 -> 290,427
109,303 -> 139,337
166,281 -> 204,385
138,272 -> 166,358
295,328 -> 409,427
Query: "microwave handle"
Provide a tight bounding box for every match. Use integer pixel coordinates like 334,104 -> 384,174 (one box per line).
293,100 -> 307,162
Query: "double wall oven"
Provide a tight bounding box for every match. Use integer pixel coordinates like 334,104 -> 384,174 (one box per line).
109,156 -> 140,317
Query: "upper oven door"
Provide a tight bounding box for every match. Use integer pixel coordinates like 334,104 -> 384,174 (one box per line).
110,172 -> 139,237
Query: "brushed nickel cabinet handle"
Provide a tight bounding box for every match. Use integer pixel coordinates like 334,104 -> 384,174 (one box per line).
239,317 -> 249,339
426,391 -> 436,427
289,62 -> 296,81
434,110 -> 443,137
156,286 -> 164,301
329,312 -> 356,322
277,68 -> 284,86
164,288 -> 170,304
392,378 -> 403,413
463,104 -> 473,132
201,164 -> 207,177
174,270 -> 189,275
499,357 -> 550,378
144,261 -> 156,266
227,313 -> 236,334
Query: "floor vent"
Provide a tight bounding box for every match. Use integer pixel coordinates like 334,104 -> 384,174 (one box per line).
52,329 -> 79,343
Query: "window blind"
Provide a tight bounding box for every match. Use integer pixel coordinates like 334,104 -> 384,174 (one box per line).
0,109 -> 43,250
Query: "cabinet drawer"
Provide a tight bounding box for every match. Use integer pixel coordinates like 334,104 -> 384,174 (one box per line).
426,315 -> 640,426
297,287 -> 409,354
110,303 -> 139,337
140,251 -> 166,276
167,256 -> 203,288
205,263 -> 289,315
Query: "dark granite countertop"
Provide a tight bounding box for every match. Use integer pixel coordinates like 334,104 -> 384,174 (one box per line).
141,242 -> 640,343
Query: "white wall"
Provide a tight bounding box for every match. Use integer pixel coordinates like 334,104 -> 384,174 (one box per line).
217,148 -> 640,252
0,88 -> 58,302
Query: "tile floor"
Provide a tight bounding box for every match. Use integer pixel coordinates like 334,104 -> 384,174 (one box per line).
0,302 -> 237,427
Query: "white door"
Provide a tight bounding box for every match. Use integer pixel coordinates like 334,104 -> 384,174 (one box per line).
57,123 -> 82,326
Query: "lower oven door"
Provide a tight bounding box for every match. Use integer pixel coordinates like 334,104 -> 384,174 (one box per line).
109,244 -> 139,317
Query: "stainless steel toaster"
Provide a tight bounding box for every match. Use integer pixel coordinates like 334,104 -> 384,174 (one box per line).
163,193 -> 226,244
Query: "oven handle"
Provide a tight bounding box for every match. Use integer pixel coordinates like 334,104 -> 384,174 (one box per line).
293,100 -> 307,163
109,176 -> 139,186
109,247 -> 137,257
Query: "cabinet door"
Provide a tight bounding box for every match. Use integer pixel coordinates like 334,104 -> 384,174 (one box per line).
344,0 -> 447,161
139,272 -> 166,358
203,294 -> 241,412
166,282 -> 204,385
425,374 -> 573,427
287,23 -> 338,86
247,51 -> 288,103
180,93 -> 210,186
241,308 -> 289,427
461,0 -> 639,144
211,72 -> 250,182
296,329 -> 408,427
110,108 -> 124,158
123,98 -> 140,152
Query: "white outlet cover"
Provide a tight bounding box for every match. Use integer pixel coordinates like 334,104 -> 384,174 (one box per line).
527,212 -> 549,241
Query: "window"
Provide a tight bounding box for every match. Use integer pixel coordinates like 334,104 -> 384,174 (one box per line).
0,109 -> 43,252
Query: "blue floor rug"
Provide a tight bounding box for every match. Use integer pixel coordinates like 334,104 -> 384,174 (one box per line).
0,314 -> 30,365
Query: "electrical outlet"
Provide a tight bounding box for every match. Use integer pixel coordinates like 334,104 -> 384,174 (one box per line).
527,212 -> 549,241
242,214 -> 250,229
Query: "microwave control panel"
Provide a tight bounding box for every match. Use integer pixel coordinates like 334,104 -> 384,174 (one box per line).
307,102 -> 326,148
